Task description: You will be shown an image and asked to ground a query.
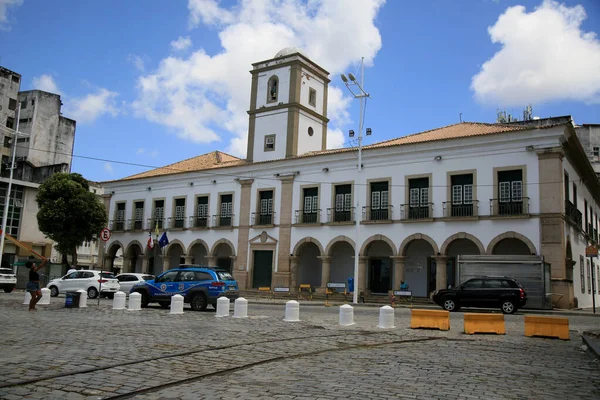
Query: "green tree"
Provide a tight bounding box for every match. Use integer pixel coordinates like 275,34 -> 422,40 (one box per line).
36,173 -> 107,267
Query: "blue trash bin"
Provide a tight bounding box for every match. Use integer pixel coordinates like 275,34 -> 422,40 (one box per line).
65,291 -> 80,308
347,278 -> 354,293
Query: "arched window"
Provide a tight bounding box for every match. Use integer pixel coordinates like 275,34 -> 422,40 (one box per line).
267,76 -> 278,103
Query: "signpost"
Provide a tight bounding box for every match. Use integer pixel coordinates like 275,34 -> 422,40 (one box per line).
98,227 -> 111,306
586,245 -> 597,314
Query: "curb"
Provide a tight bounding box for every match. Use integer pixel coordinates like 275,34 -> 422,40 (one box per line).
582,332 -> 600,360
244,299 -> 600,317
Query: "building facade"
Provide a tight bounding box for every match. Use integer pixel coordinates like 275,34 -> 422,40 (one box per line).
101,49 -> 600,309
0,66 -> 76,268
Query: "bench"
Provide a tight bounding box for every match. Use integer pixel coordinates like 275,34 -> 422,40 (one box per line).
325,283 -> 348,306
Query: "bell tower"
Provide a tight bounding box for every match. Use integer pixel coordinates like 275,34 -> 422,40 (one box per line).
246,48 -> 330,162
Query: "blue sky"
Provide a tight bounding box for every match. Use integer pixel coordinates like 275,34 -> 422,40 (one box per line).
1,0 -> 599,182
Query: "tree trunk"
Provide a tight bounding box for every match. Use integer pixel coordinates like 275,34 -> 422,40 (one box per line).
71,248 -> 78,268
61,253 -> 70,268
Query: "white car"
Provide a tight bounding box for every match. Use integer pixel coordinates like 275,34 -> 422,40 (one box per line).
0,268 -> 17,293
47,270 -> 120,299
115,273 -> 155,294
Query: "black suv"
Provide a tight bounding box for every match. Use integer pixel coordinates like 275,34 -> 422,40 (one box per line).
432,276 -> 527,314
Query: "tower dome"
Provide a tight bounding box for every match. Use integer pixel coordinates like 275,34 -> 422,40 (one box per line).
274,47 -> 306,58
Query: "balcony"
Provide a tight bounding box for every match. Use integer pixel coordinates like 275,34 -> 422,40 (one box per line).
188,215 -> 209,229
326,207 -> 355,223
442,201 -> 479,218
109,219 -> 126,232
489,198 -> 530,217
565,201 -> 583,228
252,212 -> 275,226
362,206 -> 393,222
167,217 -> 186,229
213,214 -> 234,228
295,209 -> 321,224
127,219 -> 144,231
146,218 -> 165,230
400,203 -> 433,220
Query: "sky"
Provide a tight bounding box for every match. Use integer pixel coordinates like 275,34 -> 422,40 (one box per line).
1,0 -> 599,182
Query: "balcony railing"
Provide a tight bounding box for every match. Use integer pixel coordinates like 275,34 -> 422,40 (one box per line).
189,215 -> 209,228
109,219 -> 126,231
295,209 -> 321,224
167,217 -> 186,229
565,201 -> 583,228
400,203 -> 433,220
213,214 -> 234,228
442,201 -> 479,218
326,207 -> 355,223
362,206 -> 393,222
252,212 -> 275,226
127,219 -> 144,231
490,198 -> 529,216
146,218 -> 165,230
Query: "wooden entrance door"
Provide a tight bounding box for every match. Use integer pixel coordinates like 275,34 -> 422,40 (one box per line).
252,250 -> 273,288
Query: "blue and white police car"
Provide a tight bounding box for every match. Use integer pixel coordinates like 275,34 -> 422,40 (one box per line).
130,265 -> 239,311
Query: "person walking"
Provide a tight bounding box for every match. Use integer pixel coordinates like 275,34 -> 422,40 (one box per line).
26,260 -> 45,311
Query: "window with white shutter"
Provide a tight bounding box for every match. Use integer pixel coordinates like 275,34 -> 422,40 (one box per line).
511,181 -> 522,201
335,194 -> 344,211
304,196 -> 312,212
463,184 -> 473,204
499,182 -> 511,202
410,188 -> 420,207
311,196 -> 318,212
381,191 -> 389,207
452,185 -> 462,204
344,193 -> 352,210
420,188 -> 429,205
371,192 -> 381,209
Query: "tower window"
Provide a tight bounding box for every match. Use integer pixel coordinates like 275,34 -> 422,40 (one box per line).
308,88 -> 316,106
308,127 -> 314,136
593,147 -> 599,157
264,135 -> 275,151
267,76 -> 278,103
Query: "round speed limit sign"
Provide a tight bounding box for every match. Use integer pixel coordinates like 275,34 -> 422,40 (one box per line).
100,227 -> 111,242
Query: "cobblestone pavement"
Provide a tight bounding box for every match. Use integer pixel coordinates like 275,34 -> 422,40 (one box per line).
0,291 -> 599,400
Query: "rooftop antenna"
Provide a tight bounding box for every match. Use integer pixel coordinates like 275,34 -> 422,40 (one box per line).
459,113 -> 463,123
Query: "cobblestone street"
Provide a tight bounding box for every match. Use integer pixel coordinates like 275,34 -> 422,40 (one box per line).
1,292 -> 599,400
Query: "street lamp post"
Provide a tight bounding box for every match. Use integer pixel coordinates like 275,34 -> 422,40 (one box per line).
340,57 -> 371,304
0,103 -> 22,263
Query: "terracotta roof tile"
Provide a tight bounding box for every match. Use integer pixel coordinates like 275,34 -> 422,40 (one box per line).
119,151 -> 244,181
109,122 -> 558,182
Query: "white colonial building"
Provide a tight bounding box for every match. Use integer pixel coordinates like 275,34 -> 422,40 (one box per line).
101,48 -> 600,309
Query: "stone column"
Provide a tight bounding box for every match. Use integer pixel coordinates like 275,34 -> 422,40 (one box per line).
229,256 -> 238,272
358,256 -> 368,292
289,256 -> 299,290
318,256 -> 332,288
122,256 -> 131,273
434,256 -> 448,291
162,257 -> 170,272
141,257 -> 149,274
206,256 -> 217,266
184,255 -> 193,265
273,175 -> 295,288
391,256 -> 406,291
235,178 -> 254,280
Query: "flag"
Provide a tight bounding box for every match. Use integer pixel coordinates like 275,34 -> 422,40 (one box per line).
159,231 -> 169,248
147,231 -> 154,249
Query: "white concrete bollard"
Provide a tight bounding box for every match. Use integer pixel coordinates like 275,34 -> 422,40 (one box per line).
128,292 -> 141,311
233,297 -> 248,318
38,288 -> 51,305
169,294 -> 184,314
77,289 -> 87,308
377,305 -> 395,329
215,296 -> 230,317
339,304 -> 355,326
284,300 -> 300,322
112,291 -> 126,310
23,291 -> 31,305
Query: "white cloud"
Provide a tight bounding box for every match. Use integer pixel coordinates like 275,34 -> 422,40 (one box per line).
32,74 -> 61,95
137,147 -> 159,158
134,0 -> 386,157
104,162 -> 114,174
170,36 -> 192,51
0,0 -> 22,30
64,88 -> 120,124
471,0 -> 600,106
127,54 -> 145,72
137,148 -> 145,154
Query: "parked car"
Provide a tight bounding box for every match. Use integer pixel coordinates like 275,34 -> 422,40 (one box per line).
0,268 -> 17,293
116,273 -> 155,294
130,266 -> 238,311
432,276 -> 527,314
47,270 -> 120,299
